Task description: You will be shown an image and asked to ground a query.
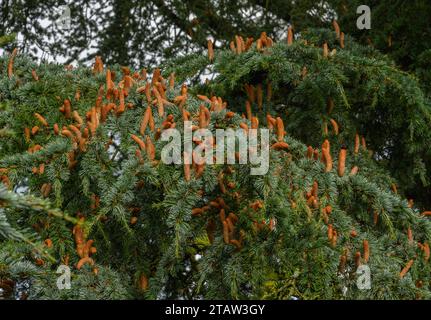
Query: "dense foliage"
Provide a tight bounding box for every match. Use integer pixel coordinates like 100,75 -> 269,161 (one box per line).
1,0 -> 430,72
1,26 -> 431,300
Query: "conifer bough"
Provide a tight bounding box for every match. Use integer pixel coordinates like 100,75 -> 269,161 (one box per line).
1,25 -> 431,300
